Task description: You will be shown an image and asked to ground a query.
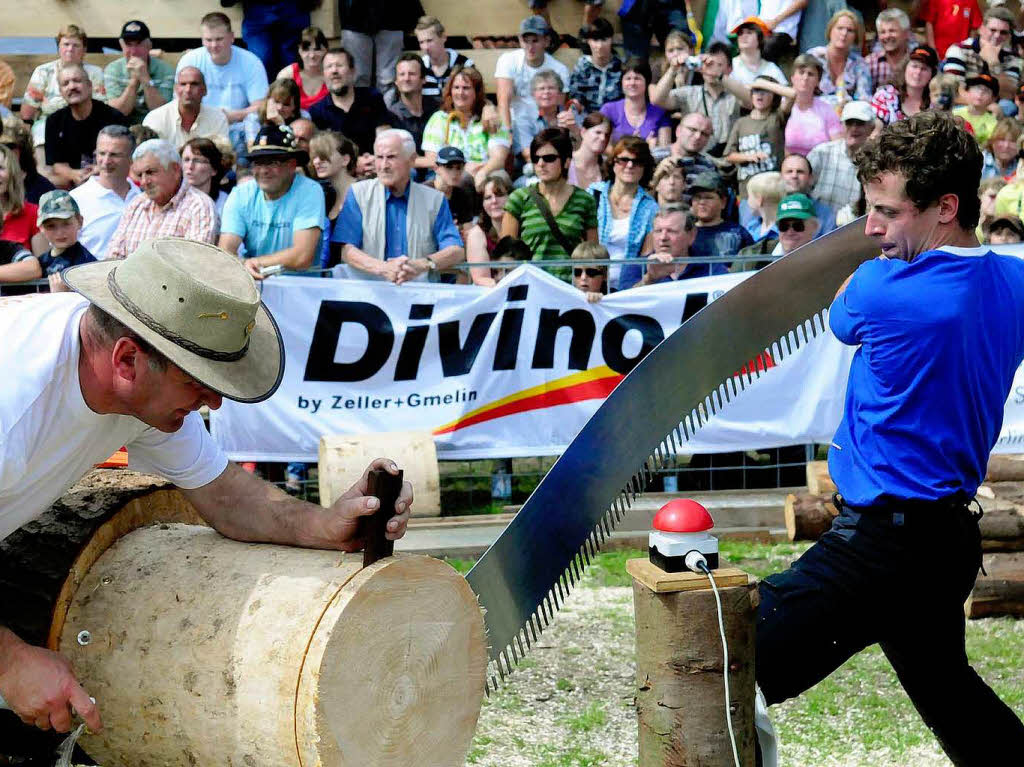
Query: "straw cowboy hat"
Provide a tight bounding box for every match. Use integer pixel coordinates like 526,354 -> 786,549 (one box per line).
63,238 -> 284,403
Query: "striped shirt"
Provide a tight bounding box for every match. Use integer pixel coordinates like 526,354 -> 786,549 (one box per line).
421,110 -> 511,162
106,180 -> 217,260
943,38 -> 1023,80
422,50 -> 473,99
505,186 -> 597,281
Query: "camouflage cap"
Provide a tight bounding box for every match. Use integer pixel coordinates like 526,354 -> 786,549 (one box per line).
37,190 -> 81,225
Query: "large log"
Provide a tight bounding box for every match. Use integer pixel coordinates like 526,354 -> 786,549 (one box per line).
628,559 -> 757,767
60,525 -> 486,766
986,455 -> 1024,483
784,492 -> 837,542
965,552 -> 1024,619
1,469 -> 486,766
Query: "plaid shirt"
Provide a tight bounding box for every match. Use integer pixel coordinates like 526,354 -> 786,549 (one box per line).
867,49 -> 908,91
106,180 -> 217,260
668,85 -> 740,150
943,37 -> 1023,80
567,55 -> 624,114
807,139 -> 861,212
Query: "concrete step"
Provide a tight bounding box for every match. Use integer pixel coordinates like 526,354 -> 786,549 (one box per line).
397,487 -> 796,559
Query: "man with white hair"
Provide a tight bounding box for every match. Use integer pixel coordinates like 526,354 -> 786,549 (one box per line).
106,139 -> 217,260
867,8 -> 913,92
332,129 -> 464,283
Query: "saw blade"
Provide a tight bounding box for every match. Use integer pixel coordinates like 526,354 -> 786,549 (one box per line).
466,218 -> 879,692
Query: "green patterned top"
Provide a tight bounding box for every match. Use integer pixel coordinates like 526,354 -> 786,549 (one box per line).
504,185 -> 597,281
103,56 -> 175,123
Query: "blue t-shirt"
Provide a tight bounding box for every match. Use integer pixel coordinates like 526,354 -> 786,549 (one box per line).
828,247 -> 1024,507
14,241 -> 95,274
175,46 -> 269,114
691,221 -> 754,270
221,174 -> 325,258
332,181 -> 463,261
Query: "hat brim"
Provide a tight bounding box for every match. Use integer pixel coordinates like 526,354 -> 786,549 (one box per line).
779,211 -> 815,221
242,146 -> 310,166
966,78 -> 1000,97
62,260 -> 285,404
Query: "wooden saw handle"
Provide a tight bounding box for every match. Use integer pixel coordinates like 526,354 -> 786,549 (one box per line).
360,468 -> 404,568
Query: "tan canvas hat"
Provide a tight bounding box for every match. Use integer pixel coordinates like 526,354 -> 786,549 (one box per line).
63,238 -> 284,403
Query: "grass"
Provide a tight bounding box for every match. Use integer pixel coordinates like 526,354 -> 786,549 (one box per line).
456,542 -> 1024,764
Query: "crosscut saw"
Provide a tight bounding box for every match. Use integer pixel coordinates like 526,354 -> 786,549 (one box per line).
466,219 -> 878,691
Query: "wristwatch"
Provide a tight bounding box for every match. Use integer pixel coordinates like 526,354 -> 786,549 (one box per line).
146,79 -> 158,88
424,257 -> 438,272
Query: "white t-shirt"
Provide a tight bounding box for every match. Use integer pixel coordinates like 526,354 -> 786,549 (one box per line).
0,294 -> 229,542
731,56 -> 789,86
758,0 -> 803,40
605,215 -> 630,286
494,49 -> 571,138
175,45 -> 269,114
70,177 -> 141,260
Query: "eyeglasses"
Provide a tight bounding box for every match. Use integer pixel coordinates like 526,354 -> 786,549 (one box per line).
778,219 -> 806,232
533,153 -> 561,164
573,267 -> 605,278
614,156 -> 640,167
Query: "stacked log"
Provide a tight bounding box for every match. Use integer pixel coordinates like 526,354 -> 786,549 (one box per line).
1,469 -> 487,766
792,458 -> 1024,619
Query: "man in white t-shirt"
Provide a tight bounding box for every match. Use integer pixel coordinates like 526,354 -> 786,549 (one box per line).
175,12 -> 268,148
69,125 -> 140,259
494,16 -> 570,153
0,239 -> 412,737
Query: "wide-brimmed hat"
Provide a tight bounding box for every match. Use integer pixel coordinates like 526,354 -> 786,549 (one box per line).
63,238 -> 284,403
242,124 -> 309,166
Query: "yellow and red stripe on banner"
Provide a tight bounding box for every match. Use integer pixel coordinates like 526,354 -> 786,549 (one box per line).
433,365 -> 624,435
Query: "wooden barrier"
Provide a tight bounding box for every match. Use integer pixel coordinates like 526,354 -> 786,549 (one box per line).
319,431 -> 442,517
1,1 -> 338,40
628,558 -> 757,766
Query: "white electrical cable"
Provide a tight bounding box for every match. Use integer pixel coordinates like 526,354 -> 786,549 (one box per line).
698,560 -> 741,767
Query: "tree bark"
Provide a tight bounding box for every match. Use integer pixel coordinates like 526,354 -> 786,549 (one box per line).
965,552 -> 1024,619
631,566 -> 757,767
784,492 -> 838,542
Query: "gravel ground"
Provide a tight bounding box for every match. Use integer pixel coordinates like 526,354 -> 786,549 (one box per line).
469,584 -> 962,767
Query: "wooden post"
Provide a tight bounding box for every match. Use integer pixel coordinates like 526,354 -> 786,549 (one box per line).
627,559 -> 757,767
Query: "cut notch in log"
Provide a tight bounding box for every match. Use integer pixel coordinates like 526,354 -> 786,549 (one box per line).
784,492 -> 838,542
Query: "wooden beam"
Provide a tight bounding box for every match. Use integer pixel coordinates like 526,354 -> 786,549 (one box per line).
1,1 -> 338,40
423,0 -> 623,37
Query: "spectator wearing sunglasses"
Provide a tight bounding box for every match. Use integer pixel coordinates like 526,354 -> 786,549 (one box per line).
571,241 -> 609,303
588,136 -> 658,291
774,193 -> 819,256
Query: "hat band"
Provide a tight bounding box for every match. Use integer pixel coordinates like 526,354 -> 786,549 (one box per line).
107,269 -> 250,362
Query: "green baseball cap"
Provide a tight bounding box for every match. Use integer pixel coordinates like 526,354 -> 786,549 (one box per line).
37,190 -> 81,225
777,193 -> 817,221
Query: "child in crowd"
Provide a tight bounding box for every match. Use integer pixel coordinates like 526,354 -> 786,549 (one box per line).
989,216 -> 1024,245
744,170 -> 785,244
978,177 -> 1008,242
0,190 -> 93,287
491,235 -> 531,283
571,241 -> 608,302
954,73 -> 1000,146
724,76 -> 786,200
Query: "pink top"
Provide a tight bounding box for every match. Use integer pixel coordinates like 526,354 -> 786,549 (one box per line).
291,62 -> 327,111
785,98 -> 842,157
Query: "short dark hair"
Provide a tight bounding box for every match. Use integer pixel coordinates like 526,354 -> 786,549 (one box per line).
531,128 -> 574,178
783,152 -> 813,175
622,57 -> 653,88
86,305 -> 169,371
582,18 -> 614,41
395,51 -> 426,79
706,41 -> 732,61
493,236 -> 532,261
324,47 -> 355,69
854,111 -> 982,229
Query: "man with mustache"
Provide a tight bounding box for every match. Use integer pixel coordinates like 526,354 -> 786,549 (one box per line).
44,64 -> 129,189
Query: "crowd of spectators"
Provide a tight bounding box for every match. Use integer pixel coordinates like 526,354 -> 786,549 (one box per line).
5,1 -> 1024,305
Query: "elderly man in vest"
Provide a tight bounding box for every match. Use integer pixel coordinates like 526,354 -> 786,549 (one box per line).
331,128 -> 464,283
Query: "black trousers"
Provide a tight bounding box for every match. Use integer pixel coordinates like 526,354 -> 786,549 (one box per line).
756,497 -> 1024,766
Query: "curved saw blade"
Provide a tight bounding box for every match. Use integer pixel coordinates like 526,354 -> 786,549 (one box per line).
466,218 -> 878,692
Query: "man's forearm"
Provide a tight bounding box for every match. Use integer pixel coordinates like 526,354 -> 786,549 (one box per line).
430,245 -> 465,270
0,259 -> 42,283
49,162 -> 78,188
225,101 -> 263,123
108,83 -> 139,116
142,82 -> 168,110
342,243 -> 388,276
248,243 -> 316,271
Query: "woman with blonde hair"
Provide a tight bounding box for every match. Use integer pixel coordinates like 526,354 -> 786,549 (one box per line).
310,131 -> 357,224
421,66 -> 511,188
0,145 -> 40,250
806,10 -> 871,107
276,26 -> 329,110
19,24 -> 106,155
983,119 -> 1023,181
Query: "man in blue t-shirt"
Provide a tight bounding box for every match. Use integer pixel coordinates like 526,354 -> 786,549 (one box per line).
756,111 -> 1024,763
218,124 -> 325,280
